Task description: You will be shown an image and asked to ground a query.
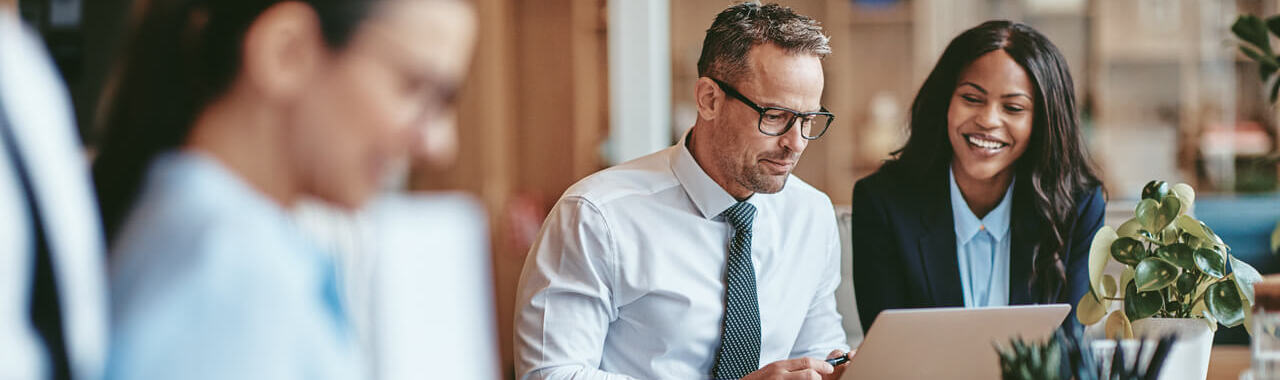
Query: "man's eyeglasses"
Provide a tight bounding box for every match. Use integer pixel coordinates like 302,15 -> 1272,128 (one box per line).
710,78 -> 834,140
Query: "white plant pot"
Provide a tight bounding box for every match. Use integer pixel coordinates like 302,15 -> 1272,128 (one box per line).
1108,318 -> 1214,380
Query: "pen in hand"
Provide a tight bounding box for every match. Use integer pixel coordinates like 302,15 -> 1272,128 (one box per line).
825,352 -> 850,367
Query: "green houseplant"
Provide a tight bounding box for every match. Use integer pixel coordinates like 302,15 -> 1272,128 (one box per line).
1234,14 -> 1280,258
996,326 -> 1175,380
997,333 -> 1065,380
1233,14 -> 1280,103
1232,15 -> 1280,192
1076,180 -> 1263,338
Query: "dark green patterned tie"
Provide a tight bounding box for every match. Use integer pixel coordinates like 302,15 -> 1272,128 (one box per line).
712,202 -> 760,380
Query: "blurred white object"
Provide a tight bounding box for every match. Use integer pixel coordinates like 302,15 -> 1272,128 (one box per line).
834,205 -> 864,348
1090,321 -> 1212,380
1110,318 -> 1213,380
1252,307 -> 1280,379
368,194 -> 497,380
293,193 -> 498,380
606,0 -> 671,164
0,9 -> 108,380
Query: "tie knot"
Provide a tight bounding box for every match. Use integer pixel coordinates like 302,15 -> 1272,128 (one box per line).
721,202 -> 756,231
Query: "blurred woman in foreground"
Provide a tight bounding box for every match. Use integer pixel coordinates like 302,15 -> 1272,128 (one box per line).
92,0 -> 476,378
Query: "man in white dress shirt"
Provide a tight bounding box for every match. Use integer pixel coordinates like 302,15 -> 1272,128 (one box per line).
514,3 -> 850,379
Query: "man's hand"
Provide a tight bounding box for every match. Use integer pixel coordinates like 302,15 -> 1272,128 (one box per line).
741,357 -> 833,380
822,349 -> 853,380
739,350 -> 855,380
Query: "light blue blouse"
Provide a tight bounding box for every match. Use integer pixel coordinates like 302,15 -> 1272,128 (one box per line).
949,168 -> 1013,308
106,151 -> 361,380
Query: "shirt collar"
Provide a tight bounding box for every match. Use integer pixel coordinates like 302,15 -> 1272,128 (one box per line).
949,167 -> 1015,244
670,129 -> 741,220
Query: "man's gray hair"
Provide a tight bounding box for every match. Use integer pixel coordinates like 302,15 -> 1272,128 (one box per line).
696,1 -> 831,85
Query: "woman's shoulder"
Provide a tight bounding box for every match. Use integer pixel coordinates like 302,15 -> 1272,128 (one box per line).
853,162 -> 943,202
109,154 -> 318,299
853,165 -> 900,197
116,158 -> 302,255
110,206 -> 312,293
1071,183 -> 1106,218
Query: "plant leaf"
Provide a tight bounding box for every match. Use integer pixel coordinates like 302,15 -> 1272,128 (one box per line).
1199,307 -> 1220,333
1171,183 -> 1195,212
1157,196 -> 1180,231
1120,267 -> 1135,292
1245,301 -> 1256,335
1175,215 -> 1210,246
1234,14 -> 1273,55
1207,280 -> 1246,327
1135,257 -> 1180,292
1156,243 -> 1196,270
1231,255 -> 1263,306
1242,45 -> 1280,78
1107,309 -> 1133,340
1136,196 -> 1179,232
1089,226 -> 1117,300
1201,221 -> 1227,247
1267,15 -> 1280,41
1271,221 -> 1280,255
1111,237 -> 1147,266
1266,59 -> 1277,81
1175,271 -> 1198,295
1194,247 -> 1226,278
1141,180 -> 1169,201
1103,274 -> 1118,298
1272,75 -> 1280,104
1125,280 -> 1163,320
1182,232 -> 1202,248
1117,218 -> 1145,240
1077,288 -> 1109,325
1158,223 -> 1179,245
1135,199 -> 1160,232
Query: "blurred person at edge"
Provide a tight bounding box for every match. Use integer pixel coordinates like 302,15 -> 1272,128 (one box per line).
0,7 -> 109,380
90,0 -> 476,379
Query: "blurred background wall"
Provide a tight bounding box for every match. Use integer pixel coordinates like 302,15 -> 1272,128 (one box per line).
14,0 -> 1280,377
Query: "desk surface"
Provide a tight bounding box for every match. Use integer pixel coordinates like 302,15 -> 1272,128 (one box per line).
1209,345 -> 1249,380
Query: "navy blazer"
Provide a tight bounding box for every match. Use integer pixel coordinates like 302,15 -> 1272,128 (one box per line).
850,166 -> 1105,333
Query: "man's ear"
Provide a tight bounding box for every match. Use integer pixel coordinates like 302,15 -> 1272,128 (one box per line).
241,1 -> 328,102
694,77 -> 723,122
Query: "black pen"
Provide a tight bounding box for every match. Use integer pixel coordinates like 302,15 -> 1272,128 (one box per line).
825,353 -> 850,367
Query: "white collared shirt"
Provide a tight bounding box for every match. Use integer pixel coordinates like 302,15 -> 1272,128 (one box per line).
514,135 -> 848,380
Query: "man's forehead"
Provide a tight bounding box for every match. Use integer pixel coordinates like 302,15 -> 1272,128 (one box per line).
741,49 -> 825,110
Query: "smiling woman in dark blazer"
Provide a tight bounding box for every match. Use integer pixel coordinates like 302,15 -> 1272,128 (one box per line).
851,20 -> 1105,332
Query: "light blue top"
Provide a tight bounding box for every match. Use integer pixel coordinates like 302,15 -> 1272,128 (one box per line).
949,167 -> 1013,308
106,151 -> 361,380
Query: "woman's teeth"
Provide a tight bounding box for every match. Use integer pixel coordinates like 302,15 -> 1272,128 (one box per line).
967,135 -> 1007,150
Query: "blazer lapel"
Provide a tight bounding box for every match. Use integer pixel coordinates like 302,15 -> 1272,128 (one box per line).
1008,186 -> 1043,305
916,170 -> 964,307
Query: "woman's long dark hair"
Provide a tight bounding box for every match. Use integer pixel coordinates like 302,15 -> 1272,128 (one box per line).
881,20 -> 1102,303
92,0 -> 382,242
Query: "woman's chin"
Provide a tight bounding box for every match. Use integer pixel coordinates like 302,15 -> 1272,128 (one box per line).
954,160 -> 1012,183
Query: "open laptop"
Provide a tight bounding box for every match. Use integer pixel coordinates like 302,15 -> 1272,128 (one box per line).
841,304 -> 1071,380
